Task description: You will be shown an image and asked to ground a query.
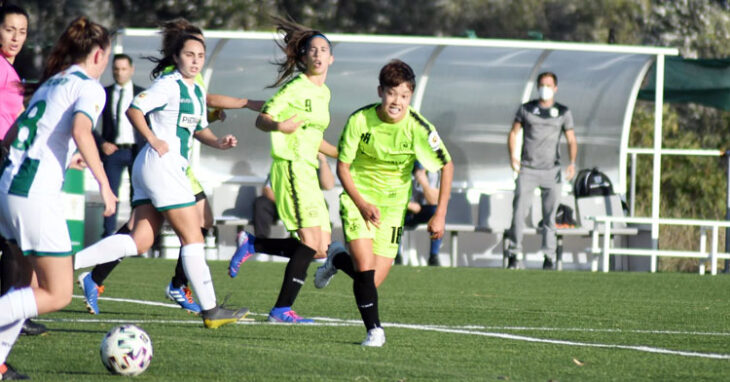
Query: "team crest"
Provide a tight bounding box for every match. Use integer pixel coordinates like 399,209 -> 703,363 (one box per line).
138,92 -> 147,98
550,107 -> 559,117
428,131 -> 441,151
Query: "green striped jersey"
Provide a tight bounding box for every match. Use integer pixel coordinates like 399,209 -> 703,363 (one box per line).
130,70 -> 207,160
0,65 -> 105,196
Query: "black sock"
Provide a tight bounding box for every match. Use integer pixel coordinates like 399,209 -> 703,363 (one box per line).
91,259 -> 122,286
171,256 -> 187,288
254,237 -> 299,259
90,224 -> 132,286
332,251 -> 356,278
171,228 -> 206,288
273,243 -> 316,308
0,240 -> 16,295
353,270 -> 380,330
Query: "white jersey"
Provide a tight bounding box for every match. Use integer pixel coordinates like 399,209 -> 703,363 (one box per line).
0,64 -> 105,197
130,70 -> 207,161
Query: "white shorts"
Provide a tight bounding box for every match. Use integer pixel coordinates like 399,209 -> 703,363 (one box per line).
131,145 -> 196,211
0,192 -> 72,256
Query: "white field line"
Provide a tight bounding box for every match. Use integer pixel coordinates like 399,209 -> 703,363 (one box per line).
64,295 -> 730,360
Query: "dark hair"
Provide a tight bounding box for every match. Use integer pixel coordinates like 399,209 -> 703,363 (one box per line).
0,3 -> 28,26
269,15 -> 331,88
26,16 -> 109,94
149,34 -> 205,79
379,59 -> 416,91
113,53 -> 133,66
537,72 -> 558,86
160,18 -> 202,57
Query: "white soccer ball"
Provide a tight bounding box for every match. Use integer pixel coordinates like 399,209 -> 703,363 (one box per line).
100,324 -> 153,376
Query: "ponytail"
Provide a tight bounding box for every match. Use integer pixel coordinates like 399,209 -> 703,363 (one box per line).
26,16 -> 109,94
160,18 -> 202,57
269,16 -> 330,88
147,34 -> 205,79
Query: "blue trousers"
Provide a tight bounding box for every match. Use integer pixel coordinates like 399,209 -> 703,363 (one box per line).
102,147 -> 135,237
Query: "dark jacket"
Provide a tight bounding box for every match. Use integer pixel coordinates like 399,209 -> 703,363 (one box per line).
94,83 -> 145,149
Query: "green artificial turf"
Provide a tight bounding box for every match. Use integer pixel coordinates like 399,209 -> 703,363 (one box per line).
8,258 -> 730,381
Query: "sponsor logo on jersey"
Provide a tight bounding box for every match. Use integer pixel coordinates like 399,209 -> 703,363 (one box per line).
361,132 -> 372,144
179,113 -> 201,129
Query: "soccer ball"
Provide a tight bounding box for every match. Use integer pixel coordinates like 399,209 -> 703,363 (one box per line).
100,324 -> 153,376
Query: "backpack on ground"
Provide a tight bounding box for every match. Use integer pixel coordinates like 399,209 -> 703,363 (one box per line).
573,168 -> 614,197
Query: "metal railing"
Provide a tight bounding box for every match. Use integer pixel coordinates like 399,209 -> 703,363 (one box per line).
592,216 -> 730,275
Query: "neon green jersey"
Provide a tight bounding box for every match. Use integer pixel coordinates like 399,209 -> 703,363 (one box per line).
261,74 -> 330,167
338,104 -> 451,207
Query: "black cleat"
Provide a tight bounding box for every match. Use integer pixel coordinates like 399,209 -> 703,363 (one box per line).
20,319 -> 47,336
543,256 -> 554,270
0,363 -> 30,380
394,253 -> 403,265
427,254 -> 440,266
507,255 -> 518,269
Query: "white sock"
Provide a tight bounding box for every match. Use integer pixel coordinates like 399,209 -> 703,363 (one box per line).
0,287 -> 38,326
180,243 -> 216,311
74,234 -> 138,270
0,319 -> 24,365
0,288 -> 36,364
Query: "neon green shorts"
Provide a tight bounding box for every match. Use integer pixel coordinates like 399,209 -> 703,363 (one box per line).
339,192 -> 407,258
186,166 -> 205,197
270,160 -> 331,232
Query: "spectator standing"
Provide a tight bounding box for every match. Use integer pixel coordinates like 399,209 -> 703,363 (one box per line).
506,72 -> 577,269
94,54 -> 144,237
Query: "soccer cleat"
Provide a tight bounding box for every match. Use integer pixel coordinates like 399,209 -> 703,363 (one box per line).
427,254 -> 440,267
543,256 -> 554,270
314,241 -> 344,289
267,307 -> 314,323
506,250 -> 525,270
361,327 -> 386,347
165,282 -> 202,314
202,305 -> 250,329
77,271 -> 104,314
228,231 -> 255,278
0,363 -> 30,380
20,319 -> 47,336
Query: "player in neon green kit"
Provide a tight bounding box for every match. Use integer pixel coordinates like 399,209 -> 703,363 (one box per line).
228,17 -> 337,323
314,60 -> 454,346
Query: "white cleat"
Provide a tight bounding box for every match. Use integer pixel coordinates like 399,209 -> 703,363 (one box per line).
314,242 -> 343,289
361,327 -> 386,347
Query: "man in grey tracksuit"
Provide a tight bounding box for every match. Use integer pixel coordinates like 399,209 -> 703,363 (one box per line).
507,72 -> 578,269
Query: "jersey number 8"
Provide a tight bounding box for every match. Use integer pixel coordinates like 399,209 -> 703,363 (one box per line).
12,101 -> 46,152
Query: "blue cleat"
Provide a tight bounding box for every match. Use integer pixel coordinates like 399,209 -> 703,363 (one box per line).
267,307 -> 314,324
228,231 -> 255,278
165,282 -> 202,314
77,271 -> 102,315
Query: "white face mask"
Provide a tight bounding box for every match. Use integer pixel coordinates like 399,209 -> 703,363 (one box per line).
538,86 -> 554,101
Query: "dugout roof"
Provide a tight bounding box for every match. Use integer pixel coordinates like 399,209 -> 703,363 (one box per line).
110,30 -> 677,194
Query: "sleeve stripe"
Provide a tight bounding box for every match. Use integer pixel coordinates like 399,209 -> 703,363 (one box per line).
409,110 -> 448,166
74,110 -> 96,129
